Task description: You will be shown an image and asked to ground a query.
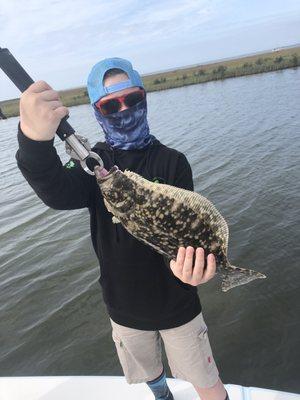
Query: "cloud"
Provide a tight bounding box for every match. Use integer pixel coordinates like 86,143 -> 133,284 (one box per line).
0,0 -> 299,100
1,0 -> 216,54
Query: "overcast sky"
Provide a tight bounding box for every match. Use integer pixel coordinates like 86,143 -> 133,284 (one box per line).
0,0 -> 300,100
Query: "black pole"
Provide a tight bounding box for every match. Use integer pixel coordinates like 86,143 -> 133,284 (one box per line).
0,47 -> 75,139
0,47 -> 34,91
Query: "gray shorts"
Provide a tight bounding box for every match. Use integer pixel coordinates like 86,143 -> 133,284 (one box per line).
110,312 -> 219,388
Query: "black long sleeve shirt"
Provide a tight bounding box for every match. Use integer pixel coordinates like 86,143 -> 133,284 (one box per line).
16,127 -> 201,330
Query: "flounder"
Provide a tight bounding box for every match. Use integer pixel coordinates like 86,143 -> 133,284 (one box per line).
95,165 -> 266,292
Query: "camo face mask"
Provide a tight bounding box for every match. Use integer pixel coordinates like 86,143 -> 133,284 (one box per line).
93,99 -> 154,150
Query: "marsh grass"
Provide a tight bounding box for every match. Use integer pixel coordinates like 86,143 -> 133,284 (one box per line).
1,47 -> 299,118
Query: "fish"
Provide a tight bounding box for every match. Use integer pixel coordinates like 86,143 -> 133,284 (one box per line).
94,165 -> 266,292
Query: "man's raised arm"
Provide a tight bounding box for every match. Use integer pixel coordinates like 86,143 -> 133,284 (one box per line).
16,81 -> 96,210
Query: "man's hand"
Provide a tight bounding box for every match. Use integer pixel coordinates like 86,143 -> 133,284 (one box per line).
20,80 -> 69,141
170,246 -> 216,286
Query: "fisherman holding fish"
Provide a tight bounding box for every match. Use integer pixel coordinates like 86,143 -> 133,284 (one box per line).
17,58 -> 229,400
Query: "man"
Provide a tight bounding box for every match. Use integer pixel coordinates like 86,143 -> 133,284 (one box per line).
17,57 -> 228,400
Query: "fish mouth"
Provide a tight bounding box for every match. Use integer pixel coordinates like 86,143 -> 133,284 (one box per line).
94,165 -> 119,182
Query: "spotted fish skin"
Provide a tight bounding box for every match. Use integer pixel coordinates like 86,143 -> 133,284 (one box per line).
95,166 -> 266,292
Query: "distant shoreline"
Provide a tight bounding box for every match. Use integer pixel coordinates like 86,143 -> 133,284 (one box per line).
1,46 -> 299,119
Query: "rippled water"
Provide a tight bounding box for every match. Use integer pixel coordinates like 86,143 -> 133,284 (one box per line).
0,68 -> 299,392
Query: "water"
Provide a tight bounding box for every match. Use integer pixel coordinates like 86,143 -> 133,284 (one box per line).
0,68 -> 299,392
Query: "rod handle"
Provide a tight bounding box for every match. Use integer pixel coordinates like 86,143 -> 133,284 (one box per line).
0,47 -> 74,139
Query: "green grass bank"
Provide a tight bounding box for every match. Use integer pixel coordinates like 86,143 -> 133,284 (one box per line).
1,46 -> 299,119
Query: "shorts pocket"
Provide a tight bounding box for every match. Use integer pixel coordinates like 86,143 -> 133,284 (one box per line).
198,328 -> 216,374
112,332 -> 130,377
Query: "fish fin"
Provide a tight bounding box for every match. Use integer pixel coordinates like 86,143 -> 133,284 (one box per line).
112,216 -> 121,224
221,265 -> 266,292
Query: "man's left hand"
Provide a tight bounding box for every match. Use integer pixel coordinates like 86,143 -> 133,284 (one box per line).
170,246 -> 216,286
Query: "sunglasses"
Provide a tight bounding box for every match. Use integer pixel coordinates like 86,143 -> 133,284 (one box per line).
95,88 -> 145,115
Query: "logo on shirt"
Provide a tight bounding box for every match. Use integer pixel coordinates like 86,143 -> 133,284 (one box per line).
65,160 -> 75,169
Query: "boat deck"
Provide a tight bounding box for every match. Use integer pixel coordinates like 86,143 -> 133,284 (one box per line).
0,376 -> 299,399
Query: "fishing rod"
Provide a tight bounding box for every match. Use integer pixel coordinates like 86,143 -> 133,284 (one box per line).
0,47 -> 103,175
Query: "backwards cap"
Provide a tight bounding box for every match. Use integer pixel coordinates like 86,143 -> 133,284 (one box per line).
87,57 -> 144,104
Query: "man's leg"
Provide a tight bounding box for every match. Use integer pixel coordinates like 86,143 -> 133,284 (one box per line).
110,319 -> 173,399
194,377 -> 228,400
146,368 -> 174,400
160,313 -> 228,400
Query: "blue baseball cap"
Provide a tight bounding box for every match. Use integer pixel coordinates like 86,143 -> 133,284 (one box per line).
87,57 -> 144,104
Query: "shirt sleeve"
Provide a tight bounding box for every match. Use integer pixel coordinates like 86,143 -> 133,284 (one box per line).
15,125 -> 97,210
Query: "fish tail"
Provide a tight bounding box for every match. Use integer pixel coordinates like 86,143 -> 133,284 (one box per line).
221,265 -> 266,292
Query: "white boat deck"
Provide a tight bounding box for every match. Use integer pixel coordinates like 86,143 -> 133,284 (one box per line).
0,376 -> 299,400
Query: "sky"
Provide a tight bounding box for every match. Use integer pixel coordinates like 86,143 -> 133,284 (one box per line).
0,0 -> 300,101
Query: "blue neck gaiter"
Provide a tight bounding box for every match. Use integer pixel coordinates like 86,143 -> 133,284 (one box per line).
93,99 -> 155,150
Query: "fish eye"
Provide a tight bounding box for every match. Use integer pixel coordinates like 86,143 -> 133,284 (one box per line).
122,179 -> 134,191
113,175 -> 134,192
113,177 -> 123,189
